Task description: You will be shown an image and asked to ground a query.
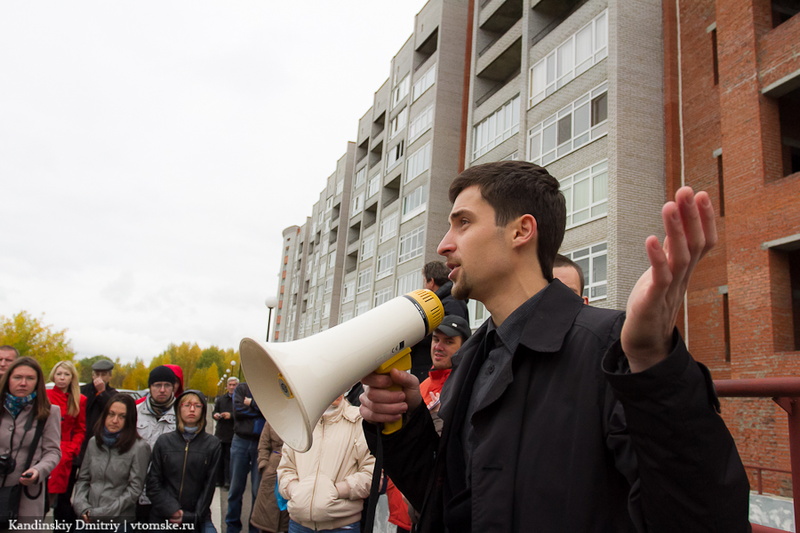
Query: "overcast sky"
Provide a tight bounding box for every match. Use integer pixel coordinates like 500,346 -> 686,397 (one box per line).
0,1 -> 429,364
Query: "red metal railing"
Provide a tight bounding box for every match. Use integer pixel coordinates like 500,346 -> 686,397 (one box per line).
715,378 -> 800,533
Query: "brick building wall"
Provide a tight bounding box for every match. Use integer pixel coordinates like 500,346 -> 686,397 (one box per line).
665,0 -> 800,496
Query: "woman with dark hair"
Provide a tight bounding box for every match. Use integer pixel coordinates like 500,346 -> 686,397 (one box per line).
0,357 -> 62,523
147,390 -> 221,532
46,359 -> 87,520
73,393 -> 150,526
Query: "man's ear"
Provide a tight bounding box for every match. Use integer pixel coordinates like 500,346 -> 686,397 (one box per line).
510,214 -> 537,248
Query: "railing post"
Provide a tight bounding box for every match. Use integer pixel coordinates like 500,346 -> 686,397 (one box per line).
773,397 -> 800,531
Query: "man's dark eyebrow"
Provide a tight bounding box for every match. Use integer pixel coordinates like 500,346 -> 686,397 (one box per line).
449,208 -> 469,221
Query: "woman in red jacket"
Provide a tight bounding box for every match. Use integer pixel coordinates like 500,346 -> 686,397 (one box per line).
46,360 -> 87,521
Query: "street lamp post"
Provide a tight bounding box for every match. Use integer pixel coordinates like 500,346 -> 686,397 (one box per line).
265,295 -> 279,343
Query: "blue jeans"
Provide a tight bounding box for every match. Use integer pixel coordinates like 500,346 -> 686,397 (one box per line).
225,435 -> 262,533
200,520 -> 217,533
288,519 -> 360,533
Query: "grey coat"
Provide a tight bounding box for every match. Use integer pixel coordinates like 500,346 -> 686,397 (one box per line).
73,437 -> 151,522
0,404 -> 62,522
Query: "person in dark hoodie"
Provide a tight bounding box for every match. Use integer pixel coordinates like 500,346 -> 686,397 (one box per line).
408,261 -> 470,382
146,390 -> 221,532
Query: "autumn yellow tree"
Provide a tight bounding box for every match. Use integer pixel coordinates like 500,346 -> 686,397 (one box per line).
188,363 -> 220,398
0,311 -> 76,373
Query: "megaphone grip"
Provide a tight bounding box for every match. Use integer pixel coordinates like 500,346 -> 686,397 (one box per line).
376,348 -> 412,435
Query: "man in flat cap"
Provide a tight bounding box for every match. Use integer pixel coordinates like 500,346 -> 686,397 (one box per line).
79,358 -> 118,458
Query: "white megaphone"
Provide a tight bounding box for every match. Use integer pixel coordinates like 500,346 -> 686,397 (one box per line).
240,289 -> 444,452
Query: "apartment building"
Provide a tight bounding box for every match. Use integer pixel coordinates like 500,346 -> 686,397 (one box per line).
663,0 -> 800,497
275,0 -> 469,341
468,0 -> 668,312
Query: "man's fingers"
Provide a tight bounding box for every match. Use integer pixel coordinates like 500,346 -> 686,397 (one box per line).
695,191 -> 717,254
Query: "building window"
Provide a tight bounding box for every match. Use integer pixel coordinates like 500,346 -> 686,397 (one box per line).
467,300 -> 488,330
374,287 -> 393,307
355,301 -> 370,316
368,174 -> 381,198
392,75 -> 410,107
323,301 -> 331,319
342,280 -> 355,303
396,271 -> 419,296
351,192 -> 365,217
336,179 -> 344,195
402,186 -> 428,222
387,141 -> 405,170
377,250 -> 396,279
412,64 -> 436,101
398,226 -> 425,263
560,160 -> 608,228
710,26 -> 719,86
354,167 -> 367,188
778,87 -> 800,177
340,310 -> 353,323
325,276 -> 333,294
714,149 -> 725,216
772,0 -> 800,28
361,234 -> 375,260
408,104 -> 434,144
565,243 -> 607,301
380,212 -> 399,243
528,83 -> 608,166
405,142 -> 432,183
390,108 -> 408,139
473,95 -> 520,160
528,10 -> 607,108
357,268 -> 373,294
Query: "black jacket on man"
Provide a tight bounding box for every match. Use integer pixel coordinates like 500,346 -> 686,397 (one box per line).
147,390 -> 222,526
410,281 -> 469,382
233,382 -> 265,440
366,281 -> 750,532
212,392 -> 235,443
78,381 -> 118,464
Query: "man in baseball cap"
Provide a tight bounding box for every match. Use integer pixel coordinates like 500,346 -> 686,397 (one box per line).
387,316 -> 472,531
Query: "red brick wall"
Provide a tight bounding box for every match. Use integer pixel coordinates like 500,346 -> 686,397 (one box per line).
666,0 -> 800,496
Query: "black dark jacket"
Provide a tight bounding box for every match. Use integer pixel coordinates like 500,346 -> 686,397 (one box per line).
212,393 -> 235,443
147,390 -> 221,526
78,381 -> 118,464
233,382 -> 265,440
410,281 -> 470,382
366,281 -> 750,532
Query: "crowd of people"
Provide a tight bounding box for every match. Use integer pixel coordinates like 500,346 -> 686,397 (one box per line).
0,161 -> 753,532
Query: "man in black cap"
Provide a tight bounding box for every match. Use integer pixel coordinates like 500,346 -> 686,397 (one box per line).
136,365 -> 179,522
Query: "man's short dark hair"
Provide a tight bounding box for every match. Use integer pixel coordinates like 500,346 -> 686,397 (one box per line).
423,261 -> 451,287
0,345 -> 19,358
554,254 -> 585,295
449,161 -> 566,282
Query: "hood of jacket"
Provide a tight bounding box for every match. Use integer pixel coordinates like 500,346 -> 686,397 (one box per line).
319,398 -> 360,425
175,389 -> 208,433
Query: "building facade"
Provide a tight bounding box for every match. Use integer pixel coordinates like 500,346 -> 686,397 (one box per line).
664,0 -> 800,496
274,0 -> 800,503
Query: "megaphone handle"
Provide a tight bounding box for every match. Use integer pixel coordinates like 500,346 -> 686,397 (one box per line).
375,348 -> 412,435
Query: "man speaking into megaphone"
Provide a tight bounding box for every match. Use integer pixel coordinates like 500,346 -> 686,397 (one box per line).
359,161 -> 750,532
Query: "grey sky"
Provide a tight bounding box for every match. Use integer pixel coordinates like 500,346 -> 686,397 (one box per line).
1,1 -> 428,363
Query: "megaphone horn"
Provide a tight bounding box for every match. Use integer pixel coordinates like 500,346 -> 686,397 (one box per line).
240,289 -> 444,452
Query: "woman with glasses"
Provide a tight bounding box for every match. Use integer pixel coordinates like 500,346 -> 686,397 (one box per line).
147,390 -> 221,532
72,394 -> 150,527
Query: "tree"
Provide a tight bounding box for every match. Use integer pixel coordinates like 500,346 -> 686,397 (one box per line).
0,311 -> 76,373
188,363 -> 220,398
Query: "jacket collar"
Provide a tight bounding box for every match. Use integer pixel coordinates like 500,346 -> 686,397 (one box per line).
517,279 -> 585,354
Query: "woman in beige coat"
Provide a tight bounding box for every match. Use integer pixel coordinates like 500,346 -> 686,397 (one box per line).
250,422 -> 289,533
0,357 -> 62,523
277,395 -> 375,533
